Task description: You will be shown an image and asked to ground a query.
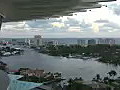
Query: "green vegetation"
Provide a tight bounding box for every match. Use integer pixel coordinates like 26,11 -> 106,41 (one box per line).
66,78 -> 91,90
66,81 -> 92,90
92,70 -> 120,88
66,70 -> 120,90
42,44 -> 120,65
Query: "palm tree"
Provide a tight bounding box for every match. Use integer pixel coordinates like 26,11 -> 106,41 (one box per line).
107,70 -> 117,80
103,77 -> 109,84
92,74 -> 101,82
68,78 -> 73,86
96,74 -> 101,81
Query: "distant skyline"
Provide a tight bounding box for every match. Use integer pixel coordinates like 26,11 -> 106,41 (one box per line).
1,0 -> 120,38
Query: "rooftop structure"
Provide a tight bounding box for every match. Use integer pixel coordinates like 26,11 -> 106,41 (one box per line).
8,74 -> 43,90
31,85 -> 53,90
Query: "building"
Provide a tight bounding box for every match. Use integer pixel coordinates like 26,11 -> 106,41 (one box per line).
98,38 -> 115,45
20,69 -> 46,77
25,38 -> 31,45
11,39 -> 27,45
77,39 -> 86,46
31,84 -> 63,90
88,39 -> 96,45
24,38 -> 35,46
98,38 -> 105,44
31,85 -> 53,90
44,40 -> 59,46
34,35 -> 42,46
27,38 -> 35,46
0,40 -> 9,45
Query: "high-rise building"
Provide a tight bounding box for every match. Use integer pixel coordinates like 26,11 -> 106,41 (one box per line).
77,39 -> 86,46
88,39 -> 96,45
98,38 -> 115,45
34,35 -> 42,46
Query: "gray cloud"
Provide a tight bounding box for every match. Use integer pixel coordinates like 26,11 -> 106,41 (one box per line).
64,18 -> 80,27
103,22 -> 120,29
95,20 -> 109,23
94,19 -> 120,32
98,21 -> 120,33
113,8 -> 120,15
80,21 -> 92,28
2,1 -> 120,39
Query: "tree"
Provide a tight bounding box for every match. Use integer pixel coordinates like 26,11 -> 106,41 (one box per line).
103,77 -> 109,84
92,74 -> 101,82
68,78 -> 73,86
96,74 -> 101,81
107,70 -> 117,79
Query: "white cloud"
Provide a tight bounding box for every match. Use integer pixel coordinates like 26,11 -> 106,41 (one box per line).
68,27 -> 81,32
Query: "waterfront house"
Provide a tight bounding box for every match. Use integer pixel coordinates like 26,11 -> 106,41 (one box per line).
20,69 -> 46,77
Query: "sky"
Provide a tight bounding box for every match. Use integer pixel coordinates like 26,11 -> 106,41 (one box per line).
1,0 -> 120,38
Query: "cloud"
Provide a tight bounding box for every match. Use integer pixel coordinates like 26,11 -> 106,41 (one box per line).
68,27 -> 81,32
1,0 -> 120,38
2,22 -> 27,31
113,8 -> 120,15
80,20 -> 92,28
103,22 -> 120,29
51,22 -> 65,28
94,18 -> 120,33
95,20 -> 109,23
92,23 -> 99,33
107,3 -> 120,16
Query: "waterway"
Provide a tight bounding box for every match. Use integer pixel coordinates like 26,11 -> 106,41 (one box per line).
1,48 -> 120,80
